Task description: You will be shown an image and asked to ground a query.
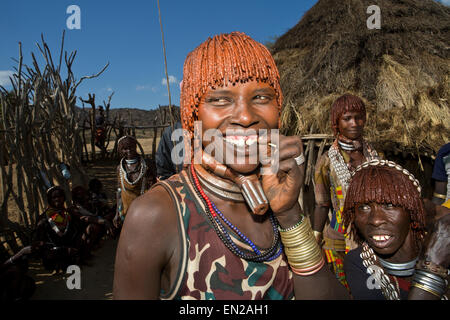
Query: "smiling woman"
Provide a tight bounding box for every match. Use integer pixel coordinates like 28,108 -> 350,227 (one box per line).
113,31 -> 349,300
312,94 -> 381,290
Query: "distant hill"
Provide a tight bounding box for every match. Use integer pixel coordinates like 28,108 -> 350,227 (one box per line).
76,105 -> 180,127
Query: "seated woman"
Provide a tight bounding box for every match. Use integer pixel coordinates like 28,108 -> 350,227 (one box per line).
88,178 -> 116,232
69,186 -> 113,256
34,186 -> 82,272
342,160 -> 449,300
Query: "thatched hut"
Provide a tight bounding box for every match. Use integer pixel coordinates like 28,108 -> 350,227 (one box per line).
272,0 -> 449,205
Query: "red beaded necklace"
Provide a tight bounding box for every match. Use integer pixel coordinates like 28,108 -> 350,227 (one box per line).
190,165 -> 282,262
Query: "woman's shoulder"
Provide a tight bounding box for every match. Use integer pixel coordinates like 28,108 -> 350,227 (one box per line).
344,246 -> 367,279
344,247 -> 363,266
122,183 -> 178,237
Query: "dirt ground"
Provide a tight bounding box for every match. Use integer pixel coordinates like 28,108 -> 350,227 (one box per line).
29,238 -> 117,300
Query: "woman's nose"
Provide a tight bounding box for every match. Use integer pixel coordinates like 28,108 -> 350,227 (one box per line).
368,204 -> 387,227
231,98 -> 258,128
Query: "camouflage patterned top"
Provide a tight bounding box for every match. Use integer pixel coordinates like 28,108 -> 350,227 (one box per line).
157,168 -> 294,300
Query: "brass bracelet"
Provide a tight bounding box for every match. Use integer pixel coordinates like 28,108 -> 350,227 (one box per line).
291,258 -> 325,276
280,220 -> 312,246
433,192 -> 447,200
280,218 -> 312,243
289,257 -> 324,270
280,218 -> 323,269
313,231 -> 322,241
285,244 -> 320,257
283,235 -> 318,249
411,282 -> 442,299
279,215 -> 305,232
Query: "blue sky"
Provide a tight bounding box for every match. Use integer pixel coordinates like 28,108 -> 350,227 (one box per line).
1,0 -> 448,110
0,0 -> 316,110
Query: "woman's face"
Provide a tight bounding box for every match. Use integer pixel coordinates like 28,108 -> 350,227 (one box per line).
354,202 -> 415,260
49,190 -> 65,209
338,111 -> 365,140
197,80 -> 279,174
119,140 -> 138,160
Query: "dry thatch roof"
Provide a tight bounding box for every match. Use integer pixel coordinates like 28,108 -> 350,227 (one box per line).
272,0 -> 450,155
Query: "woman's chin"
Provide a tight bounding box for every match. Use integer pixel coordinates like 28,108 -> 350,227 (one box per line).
226,162 -> 260,175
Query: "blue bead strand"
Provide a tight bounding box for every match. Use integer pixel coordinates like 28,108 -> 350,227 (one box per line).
210,202 -> 261,255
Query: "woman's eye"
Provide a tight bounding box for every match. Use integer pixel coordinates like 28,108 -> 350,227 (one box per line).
384,203 -> 394,209
205,97 -> 231,105
254,95 -> 272,103
358,204 -> 370,211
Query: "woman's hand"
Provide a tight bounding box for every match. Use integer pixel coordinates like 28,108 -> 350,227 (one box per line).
260,134 -> 305,220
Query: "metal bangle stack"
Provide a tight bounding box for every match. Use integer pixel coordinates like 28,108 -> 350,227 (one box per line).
412,268 -> 448,299
279,216 -> 325,276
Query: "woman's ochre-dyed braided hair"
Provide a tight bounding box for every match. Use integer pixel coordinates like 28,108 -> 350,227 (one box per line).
180,31 -> 283,136
342,161 -> 426,247
330,94 -> 366,136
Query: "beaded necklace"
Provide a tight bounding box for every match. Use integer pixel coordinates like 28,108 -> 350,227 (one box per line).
328,139 -> 377,191
360,242 -> 401,300
190,165 -> 282,262
46,208 -> 70,237
119,156 -> 147,195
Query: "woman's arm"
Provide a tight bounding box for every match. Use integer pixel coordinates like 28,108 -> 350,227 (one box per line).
261,136 -> 349,299
312,155 -> 331,238
113,186 -> 179,299
409,214 -> 449,300
277,203 -> 350,300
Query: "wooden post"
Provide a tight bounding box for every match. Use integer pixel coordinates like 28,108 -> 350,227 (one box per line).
0,32 -> 107,245
152,127 -> 158,159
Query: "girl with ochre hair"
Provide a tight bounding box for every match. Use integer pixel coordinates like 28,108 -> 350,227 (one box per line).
113,32 -> 349,300
313,94 -> 381,289
114,135 -> 154,226
342,160 -> 449,300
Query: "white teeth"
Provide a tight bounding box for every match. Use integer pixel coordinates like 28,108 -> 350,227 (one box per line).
224,137 -> 245,147
246,137 -> 257,146
372,235 -> 391,241
224,136 -> 258,147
